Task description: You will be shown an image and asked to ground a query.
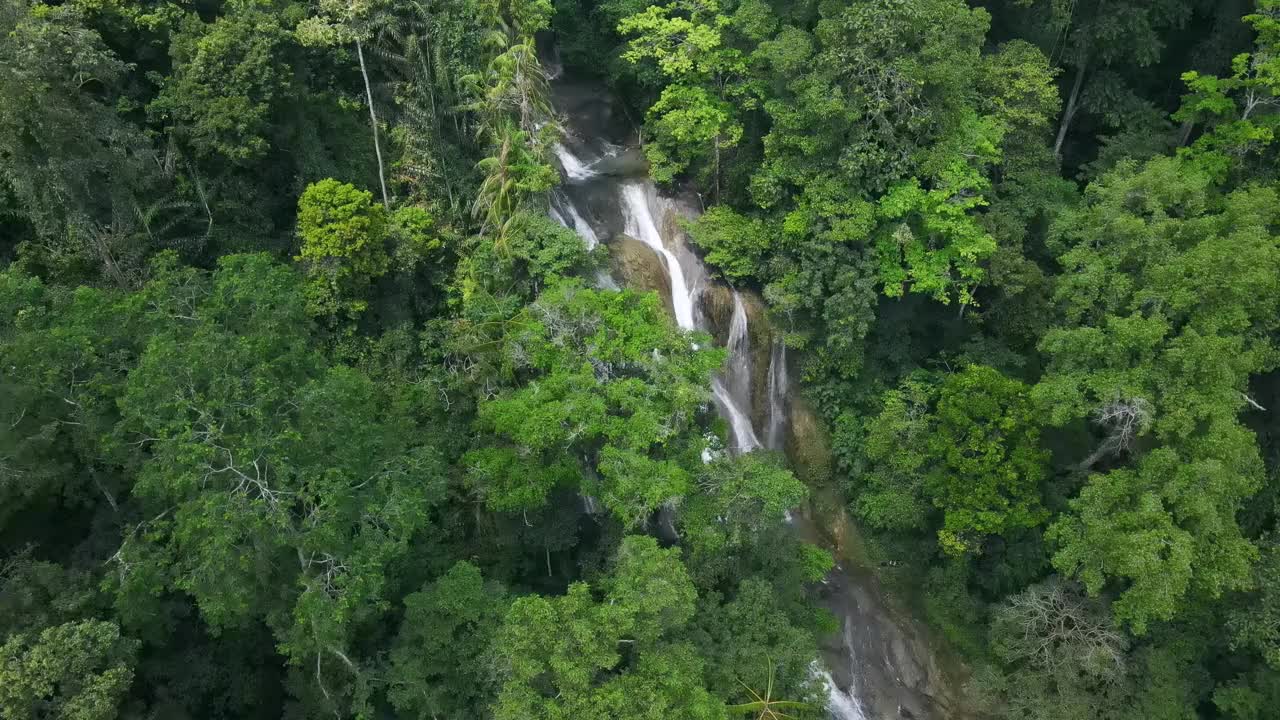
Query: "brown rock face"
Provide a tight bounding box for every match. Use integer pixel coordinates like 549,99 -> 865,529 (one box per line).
785,395 -> 832,486
737,289 -> 775,433
699,284 -> 735,346
608,234 -> 674,319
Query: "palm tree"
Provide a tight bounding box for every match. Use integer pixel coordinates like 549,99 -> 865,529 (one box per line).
727,660 -> 811,720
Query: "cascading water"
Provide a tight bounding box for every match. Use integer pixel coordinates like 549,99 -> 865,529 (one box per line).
711,378 -> 761,452
819,666 -> 870,720
618,182 -> 699,332
553,142 -> 599,183
547,71 -> 940,720
718,292 -> 761,451
551,189 -> 599,250
725,293 -> 753,411
766,340 -> 789,451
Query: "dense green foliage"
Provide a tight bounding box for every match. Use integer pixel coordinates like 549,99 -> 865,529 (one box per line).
4,0 -> 1280,718
602,0 -> 1280,716
0,0 -> 828,717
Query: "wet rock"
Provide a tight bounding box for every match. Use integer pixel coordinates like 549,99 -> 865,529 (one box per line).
735,289 -> 775,433
699,284 -> 735,346
608,234 -> 675,319
795,486 -> 973,720
815,569 -> 957,720
591,146 -> 649,178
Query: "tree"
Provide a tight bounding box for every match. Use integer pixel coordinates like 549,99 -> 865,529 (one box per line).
854,366 -> 1049,554
693,578 -> 823,716
875,161 -> 998,307
850,374 -> 938,534
106,254 -> 444,713
150,4 -> 291,163
977,579 -> 1129,720
296,178 -> 391,320
297,0 -> 397,208
0,0 -> 158,283
680,452 -> 807,555
685,206 -> 776,284
462,0 -> 558,252
1036,156 -> 1280,631
469,120 -> 558,253
0,620 -> 138,720
493,536 -> 725,720
927,365 -> 1050,554
1174,0 -> 1280,180
464,281 -> 722,526
617,0 -> 750,192
0,269 -> 146,528
1004,0 -> 1196,157
389,562 -> 509,719
1226,540 -> 1280,670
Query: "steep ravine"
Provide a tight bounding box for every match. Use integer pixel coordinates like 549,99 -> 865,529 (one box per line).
548,72 -> 967,720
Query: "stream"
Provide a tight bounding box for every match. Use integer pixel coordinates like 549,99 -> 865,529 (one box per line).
547,72 -> 960,720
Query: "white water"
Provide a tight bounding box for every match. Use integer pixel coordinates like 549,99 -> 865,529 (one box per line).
619,182 -> 697,331
712,378 -> 761,452
550,143 -> 614,290
562,200 -> 598,249
718,292 -> 762,451
815,665 -> 869,720
725,292 -> 753,401
766,340 -> 789,450
554,142 -> 599,182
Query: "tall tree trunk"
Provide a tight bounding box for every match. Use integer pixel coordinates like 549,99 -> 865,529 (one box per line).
1053,60 -> 1088,159
357,38 -> 390,210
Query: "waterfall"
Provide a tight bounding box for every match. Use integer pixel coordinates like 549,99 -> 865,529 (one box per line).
548,73 -> 900,720
554,142 -> 599,183
820,619 -> 872,719
551,189 -> 599,250
619,182 -> 698,332
550,145 -> 615,288
712,378 -> 761,452
766,340 -> 789,450
614,183 -> 764,451
817,667 -> 869,720
726,293 -> 753,401
563,202 -> 598,250
719,292 -> 761,451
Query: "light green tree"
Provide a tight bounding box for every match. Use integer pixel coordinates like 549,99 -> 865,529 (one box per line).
1174,0 -> 1280,180
296,178 -> 390,320
465,280 -> 722,525
0,620 -> 138,720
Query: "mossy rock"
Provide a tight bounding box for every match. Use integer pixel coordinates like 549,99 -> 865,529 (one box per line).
785,395 -> 832,486
608,234 -> 674,319
699,283 -> 735,346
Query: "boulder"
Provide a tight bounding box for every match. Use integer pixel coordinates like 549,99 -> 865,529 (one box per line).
699,284 -> 735,346
608,234 -> 674,319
